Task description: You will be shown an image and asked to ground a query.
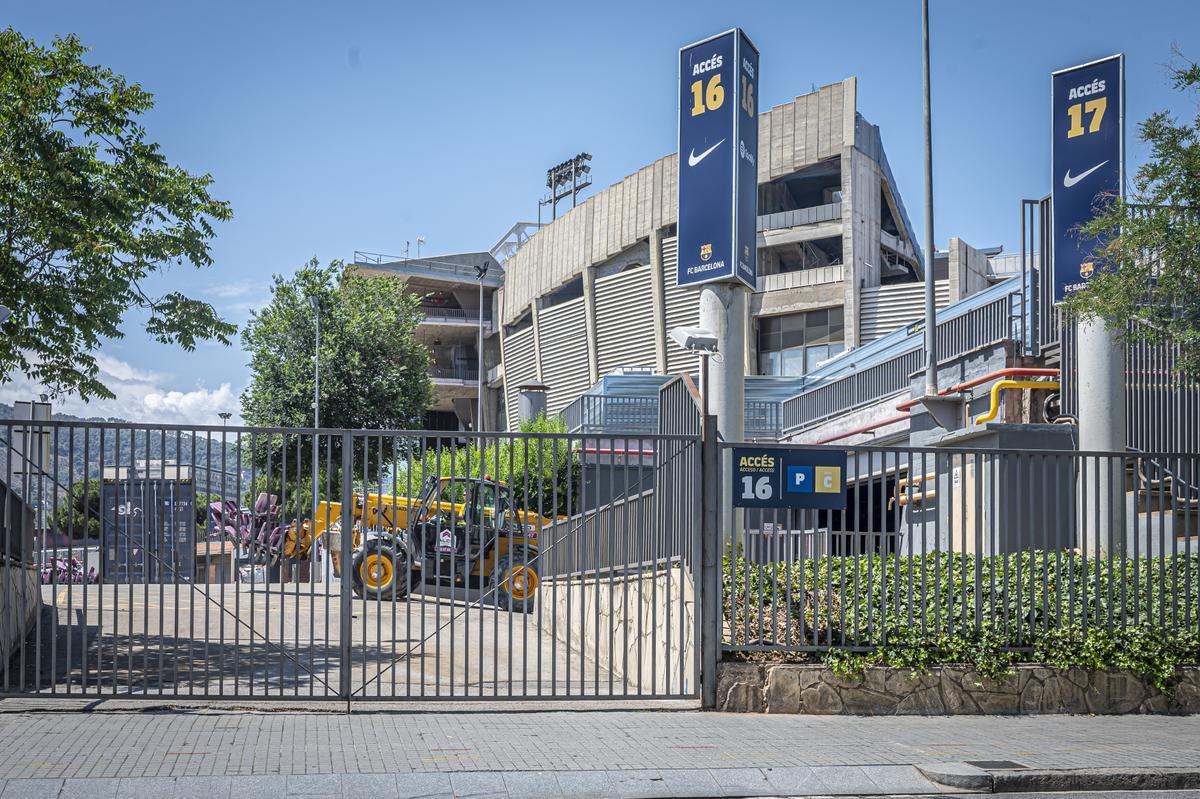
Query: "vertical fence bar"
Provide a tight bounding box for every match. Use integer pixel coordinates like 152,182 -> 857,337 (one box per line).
700,419 -> 719,709
339,430 -> 353,704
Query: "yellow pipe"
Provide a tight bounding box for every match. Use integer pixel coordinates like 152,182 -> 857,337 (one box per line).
974,379 -> 1060,425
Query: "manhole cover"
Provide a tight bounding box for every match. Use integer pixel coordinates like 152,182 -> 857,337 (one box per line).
966,760 -> 1029,770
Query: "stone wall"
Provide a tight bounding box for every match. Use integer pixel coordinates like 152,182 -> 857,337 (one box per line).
0,563 -> 41,673
717,662 -> 1200,715
544,564 -> 695,695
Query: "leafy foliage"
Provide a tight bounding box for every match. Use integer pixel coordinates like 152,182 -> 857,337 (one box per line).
726,551 -> 1200,690
1061,51 -> 1200,372
239,258 -> 432,485
49,478 -> 102,540
0,29 -> 235,399
393,415 -> 580,517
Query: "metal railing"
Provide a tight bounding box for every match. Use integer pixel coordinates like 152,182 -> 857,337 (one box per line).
353,251 -> 501,285
724,443 -> 1198,654
561,391 -> 781,440
429,364 -> 479,382
756,202 -> 841,232
0,419 -> 700,701
781,287 -> 1023,436
419,307 -> 492,325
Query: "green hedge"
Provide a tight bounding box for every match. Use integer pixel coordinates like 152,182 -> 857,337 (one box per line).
393,415 -> 579,517
725,552 -> 1200,689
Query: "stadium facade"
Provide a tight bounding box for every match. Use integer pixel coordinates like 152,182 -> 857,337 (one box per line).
355,78 -> 1021,432
494,78 -> 999,428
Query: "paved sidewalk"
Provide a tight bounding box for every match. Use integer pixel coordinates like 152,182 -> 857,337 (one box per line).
0,707 -> 1196,797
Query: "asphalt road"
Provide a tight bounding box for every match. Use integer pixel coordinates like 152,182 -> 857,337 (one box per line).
11,581 -> 594,699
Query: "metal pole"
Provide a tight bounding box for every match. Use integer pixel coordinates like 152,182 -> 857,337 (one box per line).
314,304 -> 320,430
921,0 -> 938,395
339,430 -> 353,704
311,298 -> 321,584
477,275 -> 485,432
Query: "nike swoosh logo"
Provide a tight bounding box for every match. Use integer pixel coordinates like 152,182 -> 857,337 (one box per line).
1063,160 -> 1109,188
688,139 -> 725,167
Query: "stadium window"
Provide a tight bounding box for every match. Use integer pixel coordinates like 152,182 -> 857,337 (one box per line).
757,306 -> 845,376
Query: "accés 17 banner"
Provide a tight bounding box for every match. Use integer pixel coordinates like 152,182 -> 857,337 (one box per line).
1051,54 -> 1123,302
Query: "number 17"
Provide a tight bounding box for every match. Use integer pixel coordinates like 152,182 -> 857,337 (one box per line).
1067,97 -> 1107,139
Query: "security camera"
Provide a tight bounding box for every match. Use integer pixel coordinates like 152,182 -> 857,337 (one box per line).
669,326 -> 719,354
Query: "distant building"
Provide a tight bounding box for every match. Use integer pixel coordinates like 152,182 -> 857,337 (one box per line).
353,251 -> 504,431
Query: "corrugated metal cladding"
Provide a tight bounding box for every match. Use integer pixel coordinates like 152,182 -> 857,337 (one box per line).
662,236 -> 700,375
536,296 -> 591,415
595,264 -> 657,375
501,326 -> 537,429
501,78 -> 858,326
858,280 -> 950,343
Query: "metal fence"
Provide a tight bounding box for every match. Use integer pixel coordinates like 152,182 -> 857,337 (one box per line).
564,390 -> 780,440
0,420 -> 699,701
723,443 -> 1199,653
1059,317 -> 1200,456
781,287 -> 1023,436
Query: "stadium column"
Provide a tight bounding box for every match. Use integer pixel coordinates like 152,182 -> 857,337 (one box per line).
582,266 -> 600,385
1077,316 -> 1127,555
649,227 -> 669,374
530,299 -> 545,383
700,281 -> 747,570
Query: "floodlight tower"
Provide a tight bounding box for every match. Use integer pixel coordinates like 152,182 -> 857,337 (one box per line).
541,153 -> 593,220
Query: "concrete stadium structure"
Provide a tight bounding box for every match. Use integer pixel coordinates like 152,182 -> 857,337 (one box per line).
354,250 -> 504,430
494,78 -> 998,428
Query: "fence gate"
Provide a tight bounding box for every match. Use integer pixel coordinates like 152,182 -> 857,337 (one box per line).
1,421 -> 700,702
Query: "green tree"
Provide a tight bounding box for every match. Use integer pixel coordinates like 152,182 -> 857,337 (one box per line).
0,29 -> 236,400
1062,53 -> 1200,372
49,478 -> 101,541
240,259 -> 432,499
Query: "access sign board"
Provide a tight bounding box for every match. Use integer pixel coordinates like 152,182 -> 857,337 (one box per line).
677,28 -> 759,290
1051,54 -> 1123,302
731,446 -> 847,510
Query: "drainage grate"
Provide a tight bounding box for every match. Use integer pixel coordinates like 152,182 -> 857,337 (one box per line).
966,760 -> 1029,770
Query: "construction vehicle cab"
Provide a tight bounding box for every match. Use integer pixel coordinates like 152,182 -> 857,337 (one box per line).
350,475 -> 541,613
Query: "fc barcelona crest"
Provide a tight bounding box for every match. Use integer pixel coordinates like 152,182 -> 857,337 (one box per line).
1079,261 -> 1095,279
700,243 -> 712,261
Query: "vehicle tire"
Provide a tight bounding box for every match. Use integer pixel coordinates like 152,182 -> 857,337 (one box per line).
352,541 -> 408,601
493,551 -> 538,614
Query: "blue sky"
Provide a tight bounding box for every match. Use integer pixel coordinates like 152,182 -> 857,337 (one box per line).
5,0 -> 1197,423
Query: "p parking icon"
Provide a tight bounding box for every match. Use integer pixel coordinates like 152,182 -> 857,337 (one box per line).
786,465 -> 813,493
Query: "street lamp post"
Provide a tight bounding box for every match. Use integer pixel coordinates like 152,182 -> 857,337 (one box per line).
474,261 -> 490,433
921,0 -> 938,397
310,296 -> 320,430
309,296 -> 321,582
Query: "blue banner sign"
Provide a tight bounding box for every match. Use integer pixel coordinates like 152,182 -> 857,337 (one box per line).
1051,54 -> 1123,302
677,29 -> 758,290
731,446 -> 846,510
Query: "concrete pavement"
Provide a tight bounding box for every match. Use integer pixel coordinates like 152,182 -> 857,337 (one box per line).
0,706 -> 1197,796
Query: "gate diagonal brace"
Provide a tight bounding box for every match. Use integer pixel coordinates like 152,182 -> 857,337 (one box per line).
81,535 -> 335,695
353,438 -> 698,698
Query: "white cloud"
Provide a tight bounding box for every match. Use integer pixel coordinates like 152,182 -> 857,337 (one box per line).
0,353 -> 241,426
205,279 -> 261,299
